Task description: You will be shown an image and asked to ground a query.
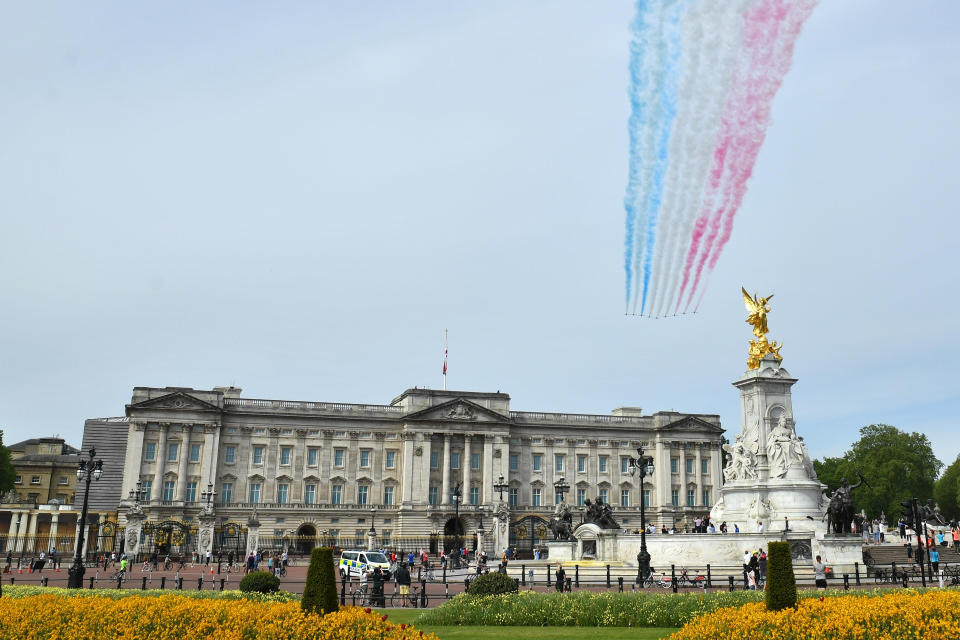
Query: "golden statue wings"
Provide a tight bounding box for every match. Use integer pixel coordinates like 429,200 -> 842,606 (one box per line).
742,286 -> 782,369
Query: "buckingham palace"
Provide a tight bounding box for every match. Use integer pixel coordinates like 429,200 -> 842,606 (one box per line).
82,385 -> 724,559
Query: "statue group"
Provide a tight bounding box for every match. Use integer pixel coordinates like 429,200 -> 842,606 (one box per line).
548,496 -> 620,541
824,473 -> 868,534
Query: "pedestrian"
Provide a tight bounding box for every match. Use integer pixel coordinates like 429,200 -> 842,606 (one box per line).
937,531 -> 946,547
898,518 -> 906,540
151,551 -> 158,571
758,550 -> 767,582
395,562 -> 411,607
952,527 -> 959,550
734,524 -> 740,533
407,551 -> 414,569
227,550 -> 234,572
245,553 -> 254,574
528,568 -> 535,586
372,566 -> 385,606
749,552 -> 760,587
757,521 -> 764,534
555,565 -> 565,592
813,555 -> 828,589
930,547 -> 940,575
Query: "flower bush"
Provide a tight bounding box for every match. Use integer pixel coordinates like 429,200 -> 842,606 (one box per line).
2,584 -> 298,602
670,589 -> 960,640
0,593 -> 438,640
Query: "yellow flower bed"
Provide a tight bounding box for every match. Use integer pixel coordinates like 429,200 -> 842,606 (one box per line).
0,593 -> 438,640
670,590 -> 960,640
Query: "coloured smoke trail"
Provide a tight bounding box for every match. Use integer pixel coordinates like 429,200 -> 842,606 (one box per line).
623,0 -> 818,317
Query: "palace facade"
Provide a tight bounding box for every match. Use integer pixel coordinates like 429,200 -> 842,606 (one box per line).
87,385 -> 724,558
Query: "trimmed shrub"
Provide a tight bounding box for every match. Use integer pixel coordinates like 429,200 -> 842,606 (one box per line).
765,540 -> 797,611
301,546 -> 339,616
465,572 -> 519,598
239,570 -> 280,594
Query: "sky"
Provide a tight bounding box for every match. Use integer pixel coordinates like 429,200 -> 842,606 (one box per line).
1,2 -> 958,468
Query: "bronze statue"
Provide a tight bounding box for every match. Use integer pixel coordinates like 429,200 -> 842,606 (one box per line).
742,287 -> 783,369
549,501 -> 574,540
825,472 -> 868,534
584,497 -> 620,530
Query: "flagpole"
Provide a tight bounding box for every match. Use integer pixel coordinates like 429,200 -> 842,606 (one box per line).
443,329 -> 448,390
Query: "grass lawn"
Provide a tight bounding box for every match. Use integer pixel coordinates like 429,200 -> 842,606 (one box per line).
377,610 -> 678,640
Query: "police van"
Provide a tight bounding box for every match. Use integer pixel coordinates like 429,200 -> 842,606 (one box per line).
338,550 -> 392,579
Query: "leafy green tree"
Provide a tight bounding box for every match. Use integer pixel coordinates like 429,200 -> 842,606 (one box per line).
933,454 -> 960,522
0,431 -> 15,495
814,425 -> 942,521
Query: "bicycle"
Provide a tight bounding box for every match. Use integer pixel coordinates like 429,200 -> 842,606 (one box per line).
390,584 -> 425,608
422,566 -> 436,582
677,567 -> 706,588
643,570 -> 672,589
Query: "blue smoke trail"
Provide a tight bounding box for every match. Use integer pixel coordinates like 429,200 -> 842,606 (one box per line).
638,0 -> 687,316
623,0 -> 652,310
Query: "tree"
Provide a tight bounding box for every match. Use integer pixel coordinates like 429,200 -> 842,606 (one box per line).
814,425 -> 942,521
0,431 -> 15,496
765,541 -> 797,611
933,454 -> 960,522
301,547 -> 339,616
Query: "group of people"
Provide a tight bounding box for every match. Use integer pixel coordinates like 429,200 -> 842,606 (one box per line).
3,549 -> 61,574
742,548 -> 768,590
630,520 -> 761,535
244,549 -> 289,575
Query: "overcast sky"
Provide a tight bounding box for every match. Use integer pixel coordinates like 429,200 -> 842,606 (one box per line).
2,2 -> 957,468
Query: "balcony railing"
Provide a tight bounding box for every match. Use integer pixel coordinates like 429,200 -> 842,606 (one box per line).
225,398 -> 404,415
509,411 -> 649,425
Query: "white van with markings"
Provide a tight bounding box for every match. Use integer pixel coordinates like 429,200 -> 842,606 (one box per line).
338,550 -> 391,579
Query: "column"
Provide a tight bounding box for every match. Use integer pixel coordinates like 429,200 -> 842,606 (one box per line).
176,427 -> 190,501
12,510 -> 25,552
482,436 -> 494,504
419,434 -> 433,505
711,443 -> 723,500
401,433 -> 415,504
544,439 -> 555,504
200,427 -> 216,492
679,447 -> 687,510
25,512 -> 39,552
153,425 -> 169,502
122,423 -> 146,499
694,445 -> 703,507
49,513 -> 60,552
320,430 -> 333,502
462,435 -> 472,500
441,435 -> 451,504
654,438 -> 667,519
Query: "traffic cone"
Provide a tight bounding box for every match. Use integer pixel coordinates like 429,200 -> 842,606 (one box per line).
17,568 -> 22,574
209,567 -> 214,575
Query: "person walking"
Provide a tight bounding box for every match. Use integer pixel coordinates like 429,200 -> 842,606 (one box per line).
952,527 -> 959,550
395,562 -> 411,606
929,547 -> 940,576
898,518 -> 906,540
758,550 -> 767,584
555,565 -> 565,592
813,555 -> 828,589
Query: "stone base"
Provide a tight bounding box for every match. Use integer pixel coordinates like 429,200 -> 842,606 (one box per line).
814,534 -> 865,574
545,541 -> 576,562
710,480 -> 826,534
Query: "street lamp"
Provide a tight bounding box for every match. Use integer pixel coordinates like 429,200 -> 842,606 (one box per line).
628,445 -> 655,586
369,507 -> 377,535
452,482 -> 463,553
200,483 -> 217,509
128,480 -> 146,506
553,477 -> 570,504
494,475 -> 509,501
68,448 -> 103,588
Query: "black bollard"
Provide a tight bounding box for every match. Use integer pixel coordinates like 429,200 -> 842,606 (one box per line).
606,564 -> 611,588
421,579 -> 427,608
340,574 -> 346,605
547,564 -> 551,587
197,576 -> 204,590
728,576 -> 734,592
176,576 -> 183,590
575,564 -> 579,588
706,564 -> 712,589
464,578 -> 470,593
160,576 -> 166,590
442,564 -> 447,584
618,576 -> 623,592
843,573 -> 849,590
417,566 -> 422,582
671,565 -> 677,593
117,575 -> 123,589
89,576 -> 95,589
854,562 -> 861,586
220,578 -> 226,591
902,571 -> 909,588
142,576 -> 147,590
521,564 -> 526,586
565,577 -> 571,592
218,562 -> 221,575
42,576 -> 48,587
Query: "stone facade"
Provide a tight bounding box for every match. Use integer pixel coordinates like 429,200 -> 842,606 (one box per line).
97,385 -> 723,556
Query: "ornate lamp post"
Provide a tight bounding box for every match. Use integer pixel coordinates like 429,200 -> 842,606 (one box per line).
628,445 -> 655,586
68,449 -> 103,588
200,483 -> 217,510
553,477 -> 570,504
369,507 -> 377,535
451,482 -> 463,554
494,475 -> 509,502
128,481 -> 146,506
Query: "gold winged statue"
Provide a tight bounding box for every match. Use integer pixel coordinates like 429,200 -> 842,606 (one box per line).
742,287 -> 783,369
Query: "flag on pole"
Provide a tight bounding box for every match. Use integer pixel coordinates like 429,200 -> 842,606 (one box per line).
442,329 -> 448,390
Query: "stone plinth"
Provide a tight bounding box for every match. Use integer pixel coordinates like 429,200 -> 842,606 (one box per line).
815,535 -> 865,573
545,540 -> 577,562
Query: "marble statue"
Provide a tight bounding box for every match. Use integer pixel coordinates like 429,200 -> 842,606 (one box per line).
722,435 -> 759,482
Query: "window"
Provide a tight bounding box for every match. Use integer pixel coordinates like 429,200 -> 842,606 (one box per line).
305,484 -> 316,504
555,454 -> 564,472
224,446 -> 236,464
671,457 -> 679,473
685,458 -> 694,474
162,481 -> 175,501
331,484 -> 342,504
671,488 -> 679,506
144,442 -> 156,461
277,483 -> 289,504
382,531 -> 391,546
383,486 -> 394,505
471,453 -> 480,471
687,488 -> 695,506
701,458 -> 709,475
14,475 -> 21,484
532,454 -> 542,471
357,485 -> 369,505
334,449 -> 345,467
221,482 -> 232,504
249,483 -> 262,503
428,486 -> 439,505
167,443 -> 179,462
307,448 -> 318,467
360,450 -> 371,468
385,451 -> 396,469
141,480 -> 152,501
189,443 -> 201,463
509,454 -> 518,471
58,476 -> 68,486
532,487 -> 542,507
702,489 -> 710,507
577,455 -> 586,473
621,489 -> 630,507
451,452 -> 461,469
430,451 -> 439,469
508,488 -> 518,507
280,447 -> 292,466
621,457 -> 629,473
555,491 -> 563,505
469,487 -> 479,505
643,489 -> 650,508
599,488 -> 608,504
576,488 -> 585,506
598,456 -> 608,473
185,481 -> 197,502
252,446 -> 264,465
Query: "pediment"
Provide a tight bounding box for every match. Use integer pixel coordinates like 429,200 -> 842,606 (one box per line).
659,415 -> 724,434
128,391 -> 221,413
403,398 -> 508,424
